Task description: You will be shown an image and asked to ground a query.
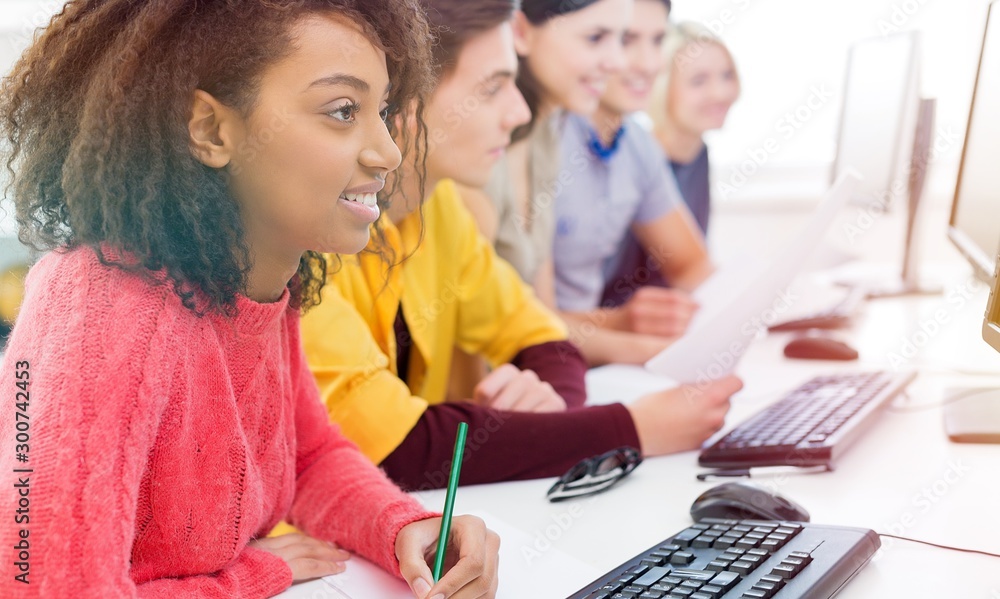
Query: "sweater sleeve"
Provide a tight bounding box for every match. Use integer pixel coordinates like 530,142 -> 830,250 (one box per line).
0,256 -> 294,599
380,401 -> 641,491
285,319 -> 437,576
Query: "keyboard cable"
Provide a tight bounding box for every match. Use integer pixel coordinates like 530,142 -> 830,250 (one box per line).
877,533 -> 1000,559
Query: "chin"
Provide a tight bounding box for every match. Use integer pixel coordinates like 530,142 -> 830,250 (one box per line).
322,231 -> 372,255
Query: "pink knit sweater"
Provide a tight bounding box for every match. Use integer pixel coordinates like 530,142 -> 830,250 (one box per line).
0,247 -> 436,597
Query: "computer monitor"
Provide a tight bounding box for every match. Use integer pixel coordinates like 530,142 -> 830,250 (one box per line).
943,0 -> 1000,445
948,1 -> 1000,282
832,31 -> 921,208
831,31 -> 940,297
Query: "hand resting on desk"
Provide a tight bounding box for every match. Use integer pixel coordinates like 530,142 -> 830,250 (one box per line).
473,363 -> 567,413
250,533 -> 352,580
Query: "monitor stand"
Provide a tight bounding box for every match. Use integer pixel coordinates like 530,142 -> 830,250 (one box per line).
943,387 -> 1000,443
839,98 -> 943,299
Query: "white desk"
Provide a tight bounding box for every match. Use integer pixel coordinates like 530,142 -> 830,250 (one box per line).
286,197 -> 1000,597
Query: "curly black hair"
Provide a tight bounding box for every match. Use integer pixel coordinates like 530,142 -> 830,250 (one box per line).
1,0 -> 434,314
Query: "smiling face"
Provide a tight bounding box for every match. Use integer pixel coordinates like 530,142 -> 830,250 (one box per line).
223,13 -> 402,260
667,42 -> 740,135
516,0 -> 633,115
599,0 -> 669,115
423,23 -> 531,188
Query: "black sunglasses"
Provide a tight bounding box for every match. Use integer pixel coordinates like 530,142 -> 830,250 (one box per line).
546,446 -> 642,502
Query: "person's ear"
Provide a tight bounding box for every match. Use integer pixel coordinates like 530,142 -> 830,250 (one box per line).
511,11 -> 534,57
188,90 -> 239,168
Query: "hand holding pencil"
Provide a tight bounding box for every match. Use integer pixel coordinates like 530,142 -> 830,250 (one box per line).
396,423 -> 500,598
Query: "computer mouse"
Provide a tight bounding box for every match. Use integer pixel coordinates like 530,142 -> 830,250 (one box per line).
783,335 -> 858,361
690,482 -> 810,522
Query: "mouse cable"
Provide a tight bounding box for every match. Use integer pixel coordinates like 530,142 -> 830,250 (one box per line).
877,533 -> 1000,559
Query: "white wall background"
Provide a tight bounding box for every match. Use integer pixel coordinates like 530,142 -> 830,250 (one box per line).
1,1 -> 67,242
0,0 -> 994,240
668,0 -> 993,202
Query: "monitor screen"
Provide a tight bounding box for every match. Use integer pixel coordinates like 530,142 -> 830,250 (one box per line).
832,31 -> 920,207
949,0 -> 1000,281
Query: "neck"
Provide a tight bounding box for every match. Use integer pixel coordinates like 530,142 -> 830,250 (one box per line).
535,95 -> 558,126
591,104 -> 624,146
656,118 -> 705,164
244,244 -> 299,304
387,158 -> 439,226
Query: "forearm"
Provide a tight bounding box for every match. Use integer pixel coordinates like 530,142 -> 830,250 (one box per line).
290,352 -> 436,576
666,255 -> 714,293
560,310 -> 669,366
1,547 -> 293,598
133,549 -> 292,598
380,401 -> 640,490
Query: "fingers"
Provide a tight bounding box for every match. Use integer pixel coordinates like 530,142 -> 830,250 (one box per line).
427,516 -> 499,599
486,368 -> 531,411
524,384 -> 567,413
287,557 -> 348,580
485,370 -> 566,413
701,375 -> 744,401
278,538 -> 351,564
250,534 -> 352,582
249,534 -> 350,560
396,521 -> 437,599
628,288 -> 699,337
472,363 -> 519,405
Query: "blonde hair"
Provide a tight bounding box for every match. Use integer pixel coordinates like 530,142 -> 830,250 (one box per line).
647,21 -> 740,130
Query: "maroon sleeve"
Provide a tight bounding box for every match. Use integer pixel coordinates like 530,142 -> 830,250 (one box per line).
379,401 -> 640,491
510,340 -> 588,409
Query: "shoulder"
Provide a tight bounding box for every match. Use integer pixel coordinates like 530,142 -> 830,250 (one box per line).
21,246 -> 191,347
621,116 -> 667,165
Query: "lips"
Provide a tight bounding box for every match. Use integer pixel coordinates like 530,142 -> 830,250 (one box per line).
583,77 -> 608,97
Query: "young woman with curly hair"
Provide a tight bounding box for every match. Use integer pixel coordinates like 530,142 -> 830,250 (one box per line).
0,1 -> 497,597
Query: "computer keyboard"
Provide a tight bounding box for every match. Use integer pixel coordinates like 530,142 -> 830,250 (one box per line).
699,371 -> 916,469
567,517 -> 880,599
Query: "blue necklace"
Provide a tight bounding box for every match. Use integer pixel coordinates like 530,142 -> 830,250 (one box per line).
587,125 -> 625,162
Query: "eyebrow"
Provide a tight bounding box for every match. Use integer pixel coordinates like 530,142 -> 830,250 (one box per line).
306,74 -> 392,96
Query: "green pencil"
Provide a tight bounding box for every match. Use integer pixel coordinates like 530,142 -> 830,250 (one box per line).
432,421 -> 468,582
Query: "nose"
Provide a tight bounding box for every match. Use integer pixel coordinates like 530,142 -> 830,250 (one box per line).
503,87 -> 532,131
640,46 -> 665,79
602,36 -> 628,74
359,118 -> 403,174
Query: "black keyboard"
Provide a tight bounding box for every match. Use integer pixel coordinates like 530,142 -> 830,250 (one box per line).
699,371 -> 915,469
567,518 -> 880,599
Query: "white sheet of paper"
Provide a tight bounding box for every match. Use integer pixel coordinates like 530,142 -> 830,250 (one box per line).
275,511 -> 600,599
644,172 -> 860,383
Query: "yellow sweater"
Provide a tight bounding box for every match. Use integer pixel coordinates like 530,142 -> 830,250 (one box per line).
301,179 -> 568,464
